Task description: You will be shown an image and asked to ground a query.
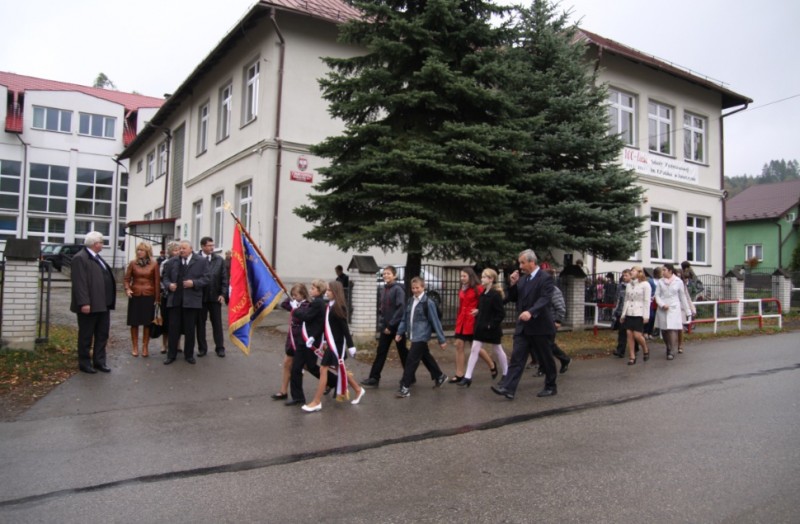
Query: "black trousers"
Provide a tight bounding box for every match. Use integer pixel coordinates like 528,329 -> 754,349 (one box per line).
502,333 -> 556,394
289,346 -> 322,402
400,341 -> 443,388
76,311 -> 110,369
369,328 -> 437,381
168,307 -> 200,359
197,301 -> 225,353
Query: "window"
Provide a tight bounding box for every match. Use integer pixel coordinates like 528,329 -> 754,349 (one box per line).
143,212 -> 152,221
157,141 -> 168,178
785,212 -> 796,223
608,89 -> 635,146
154,207 -> 164,219
686,215 -> 707,264
684,113 -> 706,163
243,60 -> 260,123
237,182 -> 252,231
650,210 -> 674,261
28,217 -> 66,243
212,192 -> 224,247
32,106 -> 72,133
0,159 -> 22,211
648,101 -> 672,155
197,102 -> 209,154
29,163 -> 68,213
0,215 -> 17,241
119,172 -> 128,219
745,244 -> 763,262
75,220 -> 110,246
146,150 -> 155,185
78,112 -> 115,138
192,200 -> 203,248
136,160 -> 143,173
75,168 -> 113,216
218,83 -> 233,141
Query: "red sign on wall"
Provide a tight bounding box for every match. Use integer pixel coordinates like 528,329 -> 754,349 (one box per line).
290,171 -> 313,183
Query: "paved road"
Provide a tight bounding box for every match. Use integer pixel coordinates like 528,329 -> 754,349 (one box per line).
1,289 -> 798,523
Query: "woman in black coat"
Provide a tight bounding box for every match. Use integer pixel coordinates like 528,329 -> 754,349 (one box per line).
458,269 -> 508,387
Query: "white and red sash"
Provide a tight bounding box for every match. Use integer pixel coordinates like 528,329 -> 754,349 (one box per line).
324,304 -> 349,401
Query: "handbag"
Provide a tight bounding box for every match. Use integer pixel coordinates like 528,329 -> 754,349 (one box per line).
153,303 -> 163,326
149,303 -> 164,338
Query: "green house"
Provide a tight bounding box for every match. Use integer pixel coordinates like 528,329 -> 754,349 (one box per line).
725,180 -> 800,270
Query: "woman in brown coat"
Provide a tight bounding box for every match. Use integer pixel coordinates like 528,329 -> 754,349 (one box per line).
124,242 -> 160,357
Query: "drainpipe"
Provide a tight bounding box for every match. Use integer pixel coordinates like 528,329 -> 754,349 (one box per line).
774,221 -> 783,269
111,156 -> 126,270
269,7 -> 286,268
719,102 -> 750,271
14,133 -> 29,237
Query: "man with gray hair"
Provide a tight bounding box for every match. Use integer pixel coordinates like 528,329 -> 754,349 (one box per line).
70,231 -> 116,373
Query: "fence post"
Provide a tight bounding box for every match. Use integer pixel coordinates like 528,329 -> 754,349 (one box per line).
1,239 -> 42,351
560,265 -> 587,329
347,255 -> 380,344
725,269 -> 745,319
771,269 -> 792,315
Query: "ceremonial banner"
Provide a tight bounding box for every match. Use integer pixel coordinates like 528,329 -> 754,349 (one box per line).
228,224 -> 284,355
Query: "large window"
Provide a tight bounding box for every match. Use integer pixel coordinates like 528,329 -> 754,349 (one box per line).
29,163 -> 68,213
28,217 -> 66,243
683,113 -> 706,163
192,200 -> 203,248
237,182 -> 252,231
75,168 -> 113,216
0,159 -> 22,211
197,102 -> 209,154
648,101 -> 673,155
78,112 -> 115,138
243,60 -> 260,124
608,89 -> 635,146
32,106 -> 72,133
212,192 -> 224,247
686,215 -> 707,264
0,216 -> 17,241
745,244 -> 763,262
75,220 -> 110,246
157,141 -> 168,178
218,83 -> 233,141
146,150 -> 155,185
650,210 -> 674,261
119,172 -> 128,219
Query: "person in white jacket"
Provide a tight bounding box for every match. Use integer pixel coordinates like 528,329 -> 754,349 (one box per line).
620,266 -> 651,365
655,263 -> 696,360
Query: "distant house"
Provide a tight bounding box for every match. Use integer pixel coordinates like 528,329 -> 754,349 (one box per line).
0,71 -> 165,267
725,179 -> 800,270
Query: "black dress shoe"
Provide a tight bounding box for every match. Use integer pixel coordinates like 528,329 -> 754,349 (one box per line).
163,357 -> 176,365
79,365 -> 97,374
185,357 -> 196,364
537,388 -> 557,397
491,385 -> 514,400
612,352 -> 625,358
94,364 -> 111,373
360,377 -> 380,388
197,350 -> 207,357
559,358 -> 571,374
284,399 -> 303,406
216,349 -> 225,358
271,393 -> 288,400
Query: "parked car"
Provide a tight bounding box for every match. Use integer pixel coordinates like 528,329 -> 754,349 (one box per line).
41,243 -> 84,271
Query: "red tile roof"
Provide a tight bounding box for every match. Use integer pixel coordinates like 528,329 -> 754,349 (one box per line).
265,0 -> 361,23
726,179 -> 800,222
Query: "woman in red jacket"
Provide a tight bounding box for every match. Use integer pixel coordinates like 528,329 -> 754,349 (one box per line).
449,267 -> 497,383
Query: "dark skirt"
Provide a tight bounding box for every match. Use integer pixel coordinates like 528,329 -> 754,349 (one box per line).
320,347 -> 348,368
127,295 -> 156,326
624,316 -> 645,333
454,332 -> 474,342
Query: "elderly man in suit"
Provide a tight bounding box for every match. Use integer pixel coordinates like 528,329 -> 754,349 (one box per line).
492,249 -> 557,400
70,231 -> 116,373
162,240 -> 210,365
197,236 -> 228,358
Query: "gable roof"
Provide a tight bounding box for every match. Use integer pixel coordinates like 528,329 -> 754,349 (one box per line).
578,29 -> 752,110
726,179 -> 800,222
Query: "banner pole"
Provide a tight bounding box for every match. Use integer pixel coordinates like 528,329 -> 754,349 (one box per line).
226,205 -> 288,295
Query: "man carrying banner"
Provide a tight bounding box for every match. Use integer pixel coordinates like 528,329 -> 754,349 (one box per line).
163,240 -> 210,365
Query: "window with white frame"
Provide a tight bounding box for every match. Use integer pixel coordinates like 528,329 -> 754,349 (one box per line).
0,159 -> 22,211
32,106 -> 72,133
146,150 -> 155,185
154,207 -> 164,219
75,168 -> 113,216
650,210 -> 674,261
119,172 -> 128,219
686,215 -> 707,264
192,200 -> 203,248
157,141 -> 168,178
75,220 -> 110,246
197,102 -> 209,154
143,212 -> 152,221
608,89 -> 635,146
218,83 -> 233,141
27,217 -> 66,243
243,60 -> 259,124
238,182 -> 252,231
28,163 -> 68,213
683,113 -> 706,163
648,101 -> 672,155
136,160 -> 143,173
0,215 -> 17,241
212,192 -> 224,246
78,112 -> 115,138
745,244 -> 763,262
785,212 -> 796,223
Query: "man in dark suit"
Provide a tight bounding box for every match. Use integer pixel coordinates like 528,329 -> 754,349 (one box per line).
492,249 -> 557,400
162,240 -> 210,365
197,236 -> 228,358
70,231 -> 116,373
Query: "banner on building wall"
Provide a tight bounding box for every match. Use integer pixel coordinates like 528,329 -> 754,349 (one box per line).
621,148 -> 699,185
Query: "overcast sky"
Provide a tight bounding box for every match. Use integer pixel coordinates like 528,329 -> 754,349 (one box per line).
1,0 -> 797,177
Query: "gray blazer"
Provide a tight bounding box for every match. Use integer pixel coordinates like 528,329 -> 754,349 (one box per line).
162,253 -> 210,309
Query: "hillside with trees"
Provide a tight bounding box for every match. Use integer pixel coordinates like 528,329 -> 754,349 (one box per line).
725,159 -> 799,198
